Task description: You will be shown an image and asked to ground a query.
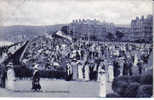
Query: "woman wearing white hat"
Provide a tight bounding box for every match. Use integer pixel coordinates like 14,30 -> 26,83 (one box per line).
32,64 -> 41,92
6,62 -> 16,91
66,61 -> 73,81
98,67 -> 106,97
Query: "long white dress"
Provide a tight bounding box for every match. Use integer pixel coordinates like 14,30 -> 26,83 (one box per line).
78,64 -> 83,80
84,64 -> 89,81
72,62 -> 78,80
133,53 -> 138,66
97,64 -> 105,82
7,68 -> 16,91
108,65 -> 114,82
99,69 -> 106,97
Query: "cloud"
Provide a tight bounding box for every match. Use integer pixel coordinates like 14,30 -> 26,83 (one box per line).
0,0 -> 152,26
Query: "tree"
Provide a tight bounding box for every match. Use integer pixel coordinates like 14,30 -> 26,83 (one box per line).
61,26 -> 69,35
116,31 -> 124,40
90,35 -> 97,41
106,32 -> 115,41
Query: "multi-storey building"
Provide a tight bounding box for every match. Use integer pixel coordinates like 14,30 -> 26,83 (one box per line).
69,19 -> 116,41
131,15 -> 153,41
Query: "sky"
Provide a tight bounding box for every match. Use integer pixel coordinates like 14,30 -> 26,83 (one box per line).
0,0 -> 153,26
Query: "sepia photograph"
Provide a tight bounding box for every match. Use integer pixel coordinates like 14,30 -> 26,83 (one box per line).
0,0 -> 153,98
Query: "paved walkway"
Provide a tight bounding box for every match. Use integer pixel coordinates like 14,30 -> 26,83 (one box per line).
0,79 -> 101,97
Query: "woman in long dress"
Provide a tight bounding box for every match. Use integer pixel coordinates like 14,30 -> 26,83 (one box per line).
97,61 -> 106,97
6,62 -> 16,91
32,64 -> 41,92
66,62 -> 73,81
98,68 -> 106,97
97,62 -> 105,81
71,61 -> 78,80
84,62 -> 90,81
77,62 -> 83,80
108,64 -> 114,82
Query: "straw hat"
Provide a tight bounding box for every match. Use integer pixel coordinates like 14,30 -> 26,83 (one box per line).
77,61 -> 82,65
101,69 -> 105,73
33,64 -> 39,70
7,62 -> 13,68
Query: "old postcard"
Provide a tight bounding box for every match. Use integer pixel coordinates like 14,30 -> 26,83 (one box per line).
0,0 -> 153,97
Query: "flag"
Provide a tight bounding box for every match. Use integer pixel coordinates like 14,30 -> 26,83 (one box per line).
11,41 -> 29,65
0,42 -> 22,56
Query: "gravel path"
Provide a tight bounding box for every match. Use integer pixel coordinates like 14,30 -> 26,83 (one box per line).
0,79 -> 102,97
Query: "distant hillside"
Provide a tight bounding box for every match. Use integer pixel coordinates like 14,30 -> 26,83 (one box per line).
0,24 -> 65,42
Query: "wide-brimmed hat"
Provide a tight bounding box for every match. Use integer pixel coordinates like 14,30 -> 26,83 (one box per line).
7,62 -> 13,68
101,69 -> 105,73
77,61 -> 82,65
33,64 -> 39,70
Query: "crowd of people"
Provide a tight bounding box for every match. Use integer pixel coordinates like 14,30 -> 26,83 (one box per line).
19,35 -> 153,83
0,34 -> 153,94
63,40 -> 152,97
65,40 -> 152,82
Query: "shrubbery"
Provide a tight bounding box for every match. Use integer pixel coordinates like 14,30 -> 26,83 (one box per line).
136,85 -> 153,97
106,93 -> 120,97
124,82 -> 140,97
112,78 -> 128,94
114,81 -> 128,96
107,69 -> 153,97
128,75 -> 141,83
140,70 -> 153,85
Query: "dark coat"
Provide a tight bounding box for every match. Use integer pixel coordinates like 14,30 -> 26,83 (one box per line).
113,61 -> 120,77
32,70 -> 41,90
0,64 -> 7,88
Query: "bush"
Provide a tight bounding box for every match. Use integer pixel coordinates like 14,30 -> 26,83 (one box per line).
112,80 -> 128,96
140,70 -> 153,85
111,69 -> 153,97
112,76 -> 129,92
136,85 -> 153,97
115,76 -> 130,82
106,93 -> 120,98
124,82 -> 140,97
129,75 -> 141,83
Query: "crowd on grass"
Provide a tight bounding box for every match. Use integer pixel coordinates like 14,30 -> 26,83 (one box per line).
0,34 -> 153,97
